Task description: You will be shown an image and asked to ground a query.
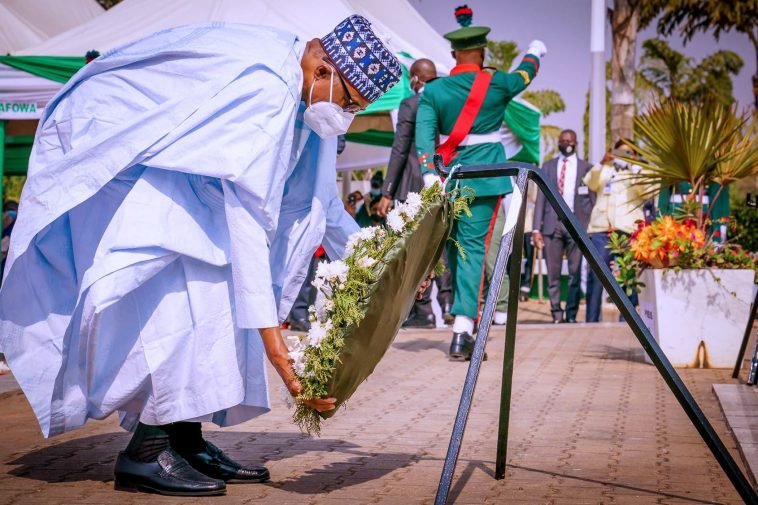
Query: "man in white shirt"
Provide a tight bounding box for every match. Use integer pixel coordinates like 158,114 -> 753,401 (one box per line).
532,130 -> 596,323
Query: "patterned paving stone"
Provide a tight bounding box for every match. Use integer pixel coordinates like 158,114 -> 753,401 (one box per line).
0,322 -> 751,504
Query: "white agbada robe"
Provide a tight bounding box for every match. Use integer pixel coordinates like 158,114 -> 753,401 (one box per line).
0,23 -> 359,437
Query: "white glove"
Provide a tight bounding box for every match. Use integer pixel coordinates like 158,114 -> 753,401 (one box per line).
423,173 -> 443,189
527,40 -> 547,58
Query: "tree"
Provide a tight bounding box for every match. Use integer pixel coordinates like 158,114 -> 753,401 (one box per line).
608,0 -> 667,144
583,63 -> 612,159
609,0 -> 640,143
655,0 -> 758,111
486,41 -> 566,159
638,39 -> 743,105
485,41 -> 520,73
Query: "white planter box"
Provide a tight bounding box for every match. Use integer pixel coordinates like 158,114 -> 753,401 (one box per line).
638,269 -> 755,368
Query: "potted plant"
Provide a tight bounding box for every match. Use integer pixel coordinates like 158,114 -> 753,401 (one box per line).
610,101 -> 758,368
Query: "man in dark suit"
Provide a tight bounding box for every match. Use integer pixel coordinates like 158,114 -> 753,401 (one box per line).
532,129 -> 596,323
376,59 -> 452,328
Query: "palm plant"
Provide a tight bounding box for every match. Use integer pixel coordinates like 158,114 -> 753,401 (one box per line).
712,114 -> 758,201
638,39 -> 743,106
623,100 -> 755,227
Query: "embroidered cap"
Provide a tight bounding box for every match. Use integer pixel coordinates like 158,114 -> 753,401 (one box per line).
320,15 -> 402,103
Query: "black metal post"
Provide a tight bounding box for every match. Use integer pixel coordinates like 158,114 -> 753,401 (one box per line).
433,159 -> 758,505
495,171 -> 528,480
732,289 -> 758,379
748,331 -> 758,386
433,165 -> 525,505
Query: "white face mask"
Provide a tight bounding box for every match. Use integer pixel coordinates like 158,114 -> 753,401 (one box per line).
613,159 -> 630,170
303,67 -> 355,138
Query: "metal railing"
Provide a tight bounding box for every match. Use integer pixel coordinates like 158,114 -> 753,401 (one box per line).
432,156 -> 758,505
733,290 -> 758,386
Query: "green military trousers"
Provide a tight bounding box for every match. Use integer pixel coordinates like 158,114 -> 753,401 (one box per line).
448,195 -> 509,319
483,201 -> 510,313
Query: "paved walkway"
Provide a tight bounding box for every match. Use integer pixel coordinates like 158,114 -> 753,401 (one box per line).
0,322 -> 753,504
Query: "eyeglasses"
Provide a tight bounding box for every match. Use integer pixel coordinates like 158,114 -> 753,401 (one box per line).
322,57 -> 364,113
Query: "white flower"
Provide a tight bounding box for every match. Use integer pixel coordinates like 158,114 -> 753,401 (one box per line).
401,205 -> 419,221
359,225 -> 382,241
398,195 -> 422,221
387,208 -> 406,232
315,260 -> 350,285
313,291 -> 334,322
345,226 -> 382,256
289,349 -> 306,375
358,256 -> 377,269
345,234 -> 361,256
405,192 -> 422,208
307,319 -> 333,348
285,334 -> 306,352
315,261 -> 331,281
312,276 -> 325,291
330,260 -> 350,282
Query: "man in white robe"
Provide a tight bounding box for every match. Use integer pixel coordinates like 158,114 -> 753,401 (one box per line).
0,16 -> 401,496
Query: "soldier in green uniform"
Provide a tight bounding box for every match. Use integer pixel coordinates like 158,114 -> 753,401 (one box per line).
416,5 -> 546,360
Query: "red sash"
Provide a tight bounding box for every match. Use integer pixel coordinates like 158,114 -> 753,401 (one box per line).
436,68 -> 493,166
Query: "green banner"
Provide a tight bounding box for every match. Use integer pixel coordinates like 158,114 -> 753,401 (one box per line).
0,55 -> 85,84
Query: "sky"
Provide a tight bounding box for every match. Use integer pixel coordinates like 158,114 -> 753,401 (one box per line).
409,0 -> 756,161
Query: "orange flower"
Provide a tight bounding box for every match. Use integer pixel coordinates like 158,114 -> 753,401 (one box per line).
628,215 -> 712,268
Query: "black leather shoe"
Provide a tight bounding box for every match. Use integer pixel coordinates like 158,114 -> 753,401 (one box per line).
442,303 -> 454,324
450,333 -> 487,361
181,441 -> 270,483
402,313 -> 436,329
114,448 -> 226,496
450,332 -> 476,360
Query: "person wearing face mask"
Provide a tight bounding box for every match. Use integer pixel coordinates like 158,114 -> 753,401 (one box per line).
376,58 -> 453,329
417,5 -> 546,359
0,16 -> 402,496
533,129 -> 596,324
376,59 -> 438,219
583,139 -> 646,322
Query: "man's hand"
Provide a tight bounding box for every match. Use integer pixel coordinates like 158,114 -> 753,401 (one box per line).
259,326 -> 337,412
527,40 -> 548,58
376,196 -> 393,218
416,275 -> 433,300
532,230 -> 545,249
284,376 -> 337,412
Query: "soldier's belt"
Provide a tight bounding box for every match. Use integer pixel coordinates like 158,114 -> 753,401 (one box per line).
439,131 -> 501,146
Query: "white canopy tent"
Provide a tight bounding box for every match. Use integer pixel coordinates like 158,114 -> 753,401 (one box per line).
3,0 -> 456,170
17,0 -> 454,69
0,0 -> 104,54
